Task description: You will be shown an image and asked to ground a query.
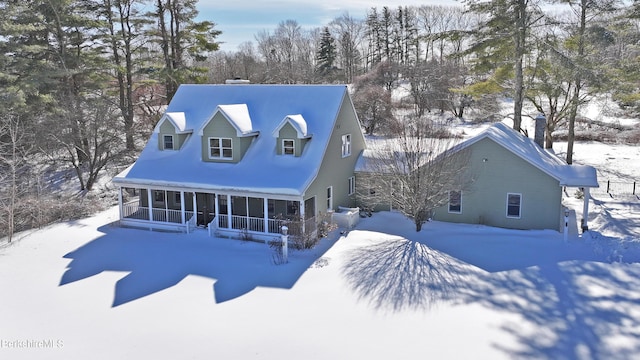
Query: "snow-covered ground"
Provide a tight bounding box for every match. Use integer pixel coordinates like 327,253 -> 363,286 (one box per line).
1,202 -> 639,360
1,106 -> 639,359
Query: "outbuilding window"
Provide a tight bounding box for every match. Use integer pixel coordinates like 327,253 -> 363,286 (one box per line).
448,190 -> 462,214
506,193 -> 522,218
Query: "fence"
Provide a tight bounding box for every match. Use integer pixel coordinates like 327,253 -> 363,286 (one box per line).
592,180 -> 639,199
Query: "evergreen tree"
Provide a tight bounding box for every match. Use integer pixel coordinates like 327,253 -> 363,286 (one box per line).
316,27 -> 337,76
100,0 -> 152,151
149,0 -> 221,101
466,0 -> 544,132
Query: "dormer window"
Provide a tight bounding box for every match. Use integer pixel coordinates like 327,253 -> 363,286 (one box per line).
209,137 -> 233,160
341,134 -> 352,157
273,114 -> 312,157
163,135 -> 174,150
155,112 -> 192,151
282,139 -> 295,155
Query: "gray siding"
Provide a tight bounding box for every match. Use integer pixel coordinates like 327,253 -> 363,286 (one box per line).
275,122 -> 307,156
433,138 -> 563,230
200,112 -> 254,163
304,94 -> 365,215
158,120 -> 189,150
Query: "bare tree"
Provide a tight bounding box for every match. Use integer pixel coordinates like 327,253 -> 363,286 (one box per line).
351,62 -> 396,135
330,13 -> 365,82
0,115 -> 31,242
43,94 -> 124,192
356,116 -> 472,231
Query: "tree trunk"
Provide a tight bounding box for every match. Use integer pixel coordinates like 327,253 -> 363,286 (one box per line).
512,0 -> 527,132
566,0 -> 587,165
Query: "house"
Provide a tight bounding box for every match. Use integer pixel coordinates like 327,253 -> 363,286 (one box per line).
355,122 -> 598,232
112,84 -> 365,240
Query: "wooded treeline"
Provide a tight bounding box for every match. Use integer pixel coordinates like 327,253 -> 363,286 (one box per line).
0,0 -> 220,241
1,0 -> 640,240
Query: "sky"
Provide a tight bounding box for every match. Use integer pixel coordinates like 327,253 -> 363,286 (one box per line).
196,0 -> 463,52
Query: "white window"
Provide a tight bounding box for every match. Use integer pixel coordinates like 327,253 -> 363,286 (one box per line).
174,192 -> 181,204
348,176 -> 355,195
327,186 -> 333,210
506,193 -> 522,218
282,139 -> 295,155
163,135 -> 174,150
341,134 -> 351,157
209,137 -> 233,159
448,190 -> 462,214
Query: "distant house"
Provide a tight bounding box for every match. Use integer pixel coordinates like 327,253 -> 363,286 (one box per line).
355,122 -> 599,232
112,84 -> 365,240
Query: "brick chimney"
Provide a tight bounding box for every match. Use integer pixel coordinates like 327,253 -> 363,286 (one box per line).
534,114 -> 546,148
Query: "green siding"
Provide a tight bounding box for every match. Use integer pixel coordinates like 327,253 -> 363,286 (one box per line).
432,138 -> 563,230
305,94 -> 365,215
200,112 -> 253,163
158,119 -> 188,150
275,123 -> 305,156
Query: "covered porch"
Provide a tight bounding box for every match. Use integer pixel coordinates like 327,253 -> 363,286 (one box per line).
118,186 -> 316,241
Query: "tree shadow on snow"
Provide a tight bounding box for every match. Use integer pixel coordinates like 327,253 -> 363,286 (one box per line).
59,223 -> 337,307
343,213 -> 640,359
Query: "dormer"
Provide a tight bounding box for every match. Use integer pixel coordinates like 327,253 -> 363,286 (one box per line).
272,114 -> 312,157
198,104 -> 259,163
155,112 -> 193,151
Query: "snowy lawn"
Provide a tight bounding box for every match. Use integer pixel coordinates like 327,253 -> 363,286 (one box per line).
1,202 -> 640,359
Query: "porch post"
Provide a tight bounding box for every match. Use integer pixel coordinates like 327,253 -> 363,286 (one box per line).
582,187 -> 590,232
147,188 -> 153,222
118,187 -> 123,220
263,198 -> 269,233
164,190 -> 168,222
226,194 -> 232,229
192,192 -> 197,225
214,194 -> 220,228
300,199 -> 305,234
180,190 -> 186,225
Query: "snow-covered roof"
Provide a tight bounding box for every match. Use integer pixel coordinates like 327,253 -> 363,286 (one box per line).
156,112 -> 192,134
452,122 -> 599,188
113,84 -> 350,196
355,123 -> 599,188
272,114 -> 311,139
202,104 -> 258,137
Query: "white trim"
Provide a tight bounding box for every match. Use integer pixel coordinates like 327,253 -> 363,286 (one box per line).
348,176 -> 355,195
208,137 -> 233,160
448,190 -> 462,214
272,115 -> 312,139
162,134 -> 175,150
341,134 -> 352,158
582,187 -> 590,231
282,139 -> 295,155
198,105 -> 259,137
506,193 -> 522,219
327,186 -> 333,210
154,112 -> 193,134
180,191 -> 186,224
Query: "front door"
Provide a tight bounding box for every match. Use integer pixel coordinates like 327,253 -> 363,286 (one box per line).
196,192 -> 216,226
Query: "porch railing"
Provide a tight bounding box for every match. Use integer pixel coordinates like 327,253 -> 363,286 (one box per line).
152,208 -> 182,223
122,200 -> 148,220
218,214 -> 228,229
